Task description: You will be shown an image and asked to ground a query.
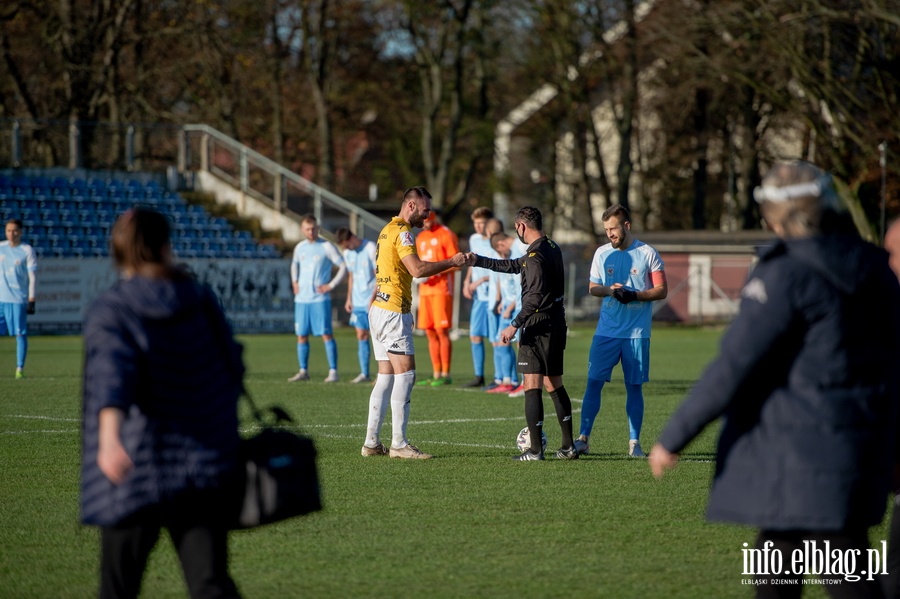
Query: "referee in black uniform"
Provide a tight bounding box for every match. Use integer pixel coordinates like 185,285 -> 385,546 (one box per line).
464,206 -> 577,460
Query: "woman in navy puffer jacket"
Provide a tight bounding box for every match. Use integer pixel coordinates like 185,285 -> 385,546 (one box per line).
650,161 -> 900,596
81,207 -> 244,599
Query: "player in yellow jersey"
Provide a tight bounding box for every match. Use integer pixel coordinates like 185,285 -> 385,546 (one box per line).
361,187 -> 467,459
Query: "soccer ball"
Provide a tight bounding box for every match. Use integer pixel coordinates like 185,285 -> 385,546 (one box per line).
516,427 -> 548,453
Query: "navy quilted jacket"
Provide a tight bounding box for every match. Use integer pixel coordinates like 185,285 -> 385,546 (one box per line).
658,233 -> 900,531
80,275 -> 244,526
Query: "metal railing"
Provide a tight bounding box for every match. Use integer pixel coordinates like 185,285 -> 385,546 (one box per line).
177,124 -> 386,240
2,118 -> 386,240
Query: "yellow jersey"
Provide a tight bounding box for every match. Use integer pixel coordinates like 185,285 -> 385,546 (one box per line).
374,216 -> 418,313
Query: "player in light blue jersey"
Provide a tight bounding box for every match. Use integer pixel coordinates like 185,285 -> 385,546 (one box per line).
461,207 -> 496,388
485,231 -> 521,394
482,217 -> 515,392
506,228 -> 528,397
0,219 -> 37,379
577,205 -> 667,458
336,228 -> 376,384
288,215 -> 346,383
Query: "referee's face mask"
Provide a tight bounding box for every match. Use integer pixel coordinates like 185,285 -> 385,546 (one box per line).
514,221 -> 526,245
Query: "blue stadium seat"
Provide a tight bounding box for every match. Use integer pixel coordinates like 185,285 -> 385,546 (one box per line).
68,180 -> 88,198
11,175 -> 31,194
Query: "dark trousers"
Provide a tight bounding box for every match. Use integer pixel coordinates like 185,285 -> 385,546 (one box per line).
99,492 -> 240,599
755,530 -> 884,599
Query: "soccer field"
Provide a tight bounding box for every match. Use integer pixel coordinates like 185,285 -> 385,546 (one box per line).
0,326 -> 886,598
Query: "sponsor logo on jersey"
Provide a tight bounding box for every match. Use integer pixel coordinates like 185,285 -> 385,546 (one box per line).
400,232 -> 414,246
375,291 -> 391,303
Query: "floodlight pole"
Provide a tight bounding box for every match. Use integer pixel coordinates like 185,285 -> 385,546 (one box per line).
879,142 -> 887,244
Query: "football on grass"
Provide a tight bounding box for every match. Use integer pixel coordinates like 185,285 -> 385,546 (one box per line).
516,427 -> 548,453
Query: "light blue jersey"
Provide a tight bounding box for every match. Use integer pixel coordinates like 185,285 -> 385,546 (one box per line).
590,239 -> 664,339
343,238 -> 377,309
499,269 -> 520,313
508,237 -> 527,260
469,233 -> 493,302
291,239 -> 345,304
0,242 -> 37,304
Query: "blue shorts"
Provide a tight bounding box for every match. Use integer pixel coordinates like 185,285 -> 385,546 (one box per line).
0,302 -> 27,336
349,308 -> 370,331
294,300 -> 333,337
494,306 -> 517,343
470,299 -> 499,338
586,335 -> 650,385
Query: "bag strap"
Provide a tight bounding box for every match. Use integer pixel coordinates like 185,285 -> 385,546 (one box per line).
241,392 -> 295,427
197,286 -> 295,430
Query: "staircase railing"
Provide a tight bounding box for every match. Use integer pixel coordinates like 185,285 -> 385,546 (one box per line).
177,124 -> 386,240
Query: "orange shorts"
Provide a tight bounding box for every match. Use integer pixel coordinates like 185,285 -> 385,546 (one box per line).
417,294 -> 453,330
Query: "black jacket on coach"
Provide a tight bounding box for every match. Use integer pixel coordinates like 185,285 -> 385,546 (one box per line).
658,232 -> 900,531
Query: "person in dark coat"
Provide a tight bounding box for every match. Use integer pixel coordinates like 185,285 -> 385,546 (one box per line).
81,207 -> 244,599
649,160 -> 900,596
882,217 -> 900,599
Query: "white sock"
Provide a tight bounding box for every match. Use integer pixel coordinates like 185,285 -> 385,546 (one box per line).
364,373 -> 393,447
390,370 -> 416,449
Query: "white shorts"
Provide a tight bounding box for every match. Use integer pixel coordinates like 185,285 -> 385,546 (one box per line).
369,305 -> 415,361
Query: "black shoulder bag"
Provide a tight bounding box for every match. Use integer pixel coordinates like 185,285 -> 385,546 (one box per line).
234,394 -> 323,529
199,286 -> 322,529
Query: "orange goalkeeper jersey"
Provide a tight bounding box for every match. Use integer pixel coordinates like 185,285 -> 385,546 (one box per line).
415,223 -> 460,296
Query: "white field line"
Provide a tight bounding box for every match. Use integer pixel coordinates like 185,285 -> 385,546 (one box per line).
4,415 -> 80,421
0,413 -> 715,462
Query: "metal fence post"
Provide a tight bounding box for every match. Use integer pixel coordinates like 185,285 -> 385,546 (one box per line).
69,122 -> 81,169
314,188 -> 322,224
11,120 -> 21,167
125,125 -> 135,171
200,132 -> 209,172
274,171 -> 284,212
240,147 -> 249,191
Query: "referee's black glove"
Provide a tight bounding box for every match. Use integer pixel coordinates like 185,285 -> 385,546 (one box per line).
27,301 -> 36,315
612,288 -> 638,304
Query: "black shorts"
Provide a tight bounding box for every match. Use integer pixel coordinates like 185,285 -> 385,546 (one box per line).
516,315 -> 566,376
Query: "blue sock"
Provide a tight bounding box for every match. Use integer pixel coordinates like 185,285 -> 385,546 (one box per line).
625,383 -> 644,440
506,346 -> 518,383
580,378 -> 605,437
492,344 -> 502,383
358,340 -> 370,376
497,345 -> 511,382
16,335 -> 27,369
471,341 -> 484,378
325,339 -> 338,370
298,342 -> 310,370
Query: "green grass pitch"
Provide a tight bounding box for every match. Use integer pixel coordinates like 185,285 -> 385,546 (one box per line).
0,326 -> 889,598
